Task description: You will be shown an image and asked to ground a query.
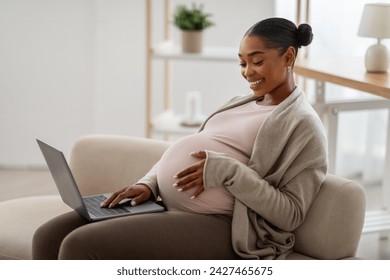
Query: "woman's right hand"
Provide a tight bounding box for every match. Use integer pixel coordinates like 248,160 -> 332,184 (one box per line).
100,184 -> 152,208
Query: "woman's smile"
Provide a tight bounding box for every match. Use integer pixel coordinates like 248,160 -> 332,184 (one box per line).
248,78 -> 264,89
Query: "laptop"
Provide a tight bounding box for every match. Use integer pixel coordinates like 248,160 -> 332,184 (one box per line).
36,139 -> 164,222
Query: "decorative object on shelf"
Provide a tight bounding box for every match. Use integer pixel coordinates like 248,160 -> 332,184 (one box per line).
181,91 -> 206,127
173,3 -> 214,53
358,3 -> 390,73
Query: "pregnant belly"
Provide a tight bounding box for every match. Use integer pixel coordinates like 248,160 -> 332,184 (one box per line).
157,134 -> 247,214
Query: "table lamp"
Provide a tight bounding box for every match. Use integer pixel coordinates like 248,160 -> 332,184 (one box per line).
357,3 -> 390,73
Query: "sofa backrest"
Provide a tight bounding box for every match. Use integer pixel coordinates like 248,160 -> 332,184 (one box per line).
69,135 -> 169,196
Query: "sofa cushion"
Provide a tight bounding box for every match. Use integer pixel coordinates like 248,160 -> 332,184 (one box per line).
0,196 -> 70,260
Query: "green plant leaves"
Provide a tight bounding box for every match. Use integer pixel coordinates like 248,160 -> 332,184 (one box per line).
173,4 -> 214,31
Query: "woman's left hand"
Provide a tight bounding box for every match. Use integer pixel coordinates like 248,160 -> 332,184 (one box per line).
173,150 -> 207,199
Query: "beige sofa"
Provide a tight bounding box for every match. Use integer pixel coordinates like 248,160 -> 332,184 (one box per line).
0,135 -> 366,260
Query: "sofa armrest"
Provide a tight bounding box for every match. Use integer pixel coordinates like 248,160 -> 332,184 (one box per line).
68,135 -> 169,196
292,174 -> 366,259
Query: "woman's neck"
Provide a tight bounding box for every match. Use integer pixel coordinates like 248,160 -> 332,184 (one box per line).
261,77 -> 295,105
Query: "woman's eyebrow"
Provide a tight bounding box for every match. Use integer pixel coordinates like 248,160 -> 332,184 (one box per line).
238,51 -> 265,58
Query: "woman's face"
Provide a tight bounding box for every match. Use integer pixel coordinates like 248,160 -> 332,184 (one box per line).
238,35 -> 294,101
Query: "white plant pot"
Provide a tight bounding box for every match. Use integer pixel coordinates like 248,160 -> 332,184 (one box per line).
181,30 -> 203,53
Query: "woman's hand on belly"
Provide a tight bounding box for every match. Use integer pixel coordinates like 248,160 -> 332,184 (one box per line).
173,151 -> 207,199
100,184 -> 152,208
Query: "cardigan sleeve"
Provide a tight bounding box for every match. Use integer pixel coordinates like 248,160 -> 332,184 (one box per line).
203,123 -> 327,232
204,154 -> 326,231
136,161 -> 160,201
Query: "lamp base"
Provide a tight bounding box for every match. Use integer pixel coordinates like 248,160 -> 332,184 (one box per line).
365,43 -> 389,73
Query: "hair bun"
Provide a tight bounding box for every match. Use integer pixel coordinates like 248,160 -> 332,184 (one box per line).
297,23 -> 313,47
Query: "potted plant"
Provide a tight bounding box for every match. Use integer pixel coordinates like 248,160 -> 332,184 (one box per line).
173,3 -> 214,53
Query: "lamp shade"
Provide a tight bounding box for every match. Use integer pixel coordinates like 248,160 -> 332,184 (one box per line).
358,3 -> 390,39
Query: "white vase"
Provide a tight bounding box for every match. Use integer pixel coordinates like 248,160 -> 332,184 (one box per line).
181,30 -> 203,53
181,91 -> 205,127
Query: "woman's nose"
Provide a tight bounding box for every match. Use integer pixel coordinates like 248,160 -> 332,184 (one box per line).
243,65 -> 254,77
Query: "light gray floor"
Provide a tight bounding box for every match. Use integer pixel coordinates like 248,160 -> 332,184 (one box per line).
0,167 -> 389,260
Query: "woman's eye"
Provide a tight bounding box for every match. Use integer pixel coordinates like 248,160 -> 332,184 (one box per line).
239,63 -> 246,68
254,61 -> 263,65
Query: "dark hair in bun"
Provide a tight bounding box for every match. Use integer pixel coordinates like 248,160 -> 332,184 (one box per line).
297,23 -> 313,47
245,17 -> 313,55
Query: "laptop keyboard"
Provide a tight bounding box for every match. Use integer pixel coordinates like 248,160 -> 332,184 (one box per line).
83,195 -> 131,217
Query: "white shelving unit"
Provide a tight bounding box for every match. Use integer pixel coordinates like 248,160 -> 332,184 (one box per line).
152,41 -> 237,62
145,0 -> 237,138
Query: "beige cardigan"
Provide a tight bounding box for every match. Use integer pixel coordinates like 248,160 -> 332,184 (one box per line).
139,86 -> 328,259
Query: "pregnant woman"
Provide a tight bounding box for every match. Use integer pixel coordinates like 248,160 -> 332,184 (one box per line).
33,17 -> 327,260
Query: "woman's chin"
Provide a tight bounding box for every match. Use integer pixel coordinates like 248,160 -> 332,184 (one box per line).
252,91 -> 266,98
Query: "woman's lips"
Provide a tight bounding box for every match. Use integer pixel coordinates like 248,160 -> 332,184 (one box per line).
249,79 -> 264,88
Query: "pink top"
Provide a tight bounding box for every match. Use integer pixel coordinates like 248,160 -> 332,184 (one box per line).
157,101 -> 276,214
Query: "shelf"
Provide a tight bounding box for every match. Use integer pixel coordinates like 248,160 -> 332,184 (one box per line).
145,1 -> 239,138
151,111 -> 205,135
152,41 -> 238,62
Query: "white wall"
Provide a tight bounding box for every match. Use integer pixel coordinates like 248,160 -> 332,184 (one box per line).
0,0 -> 149,167
0,0 -> 275,167
0,0 -> 96,166
93,0 -> 146,136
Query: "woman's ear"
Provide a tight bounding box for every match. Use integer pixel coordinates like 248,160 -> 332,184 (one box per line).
284,46 -> 296,66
